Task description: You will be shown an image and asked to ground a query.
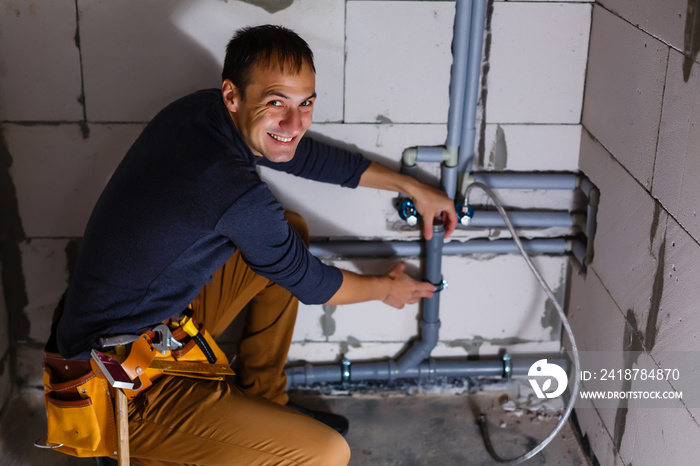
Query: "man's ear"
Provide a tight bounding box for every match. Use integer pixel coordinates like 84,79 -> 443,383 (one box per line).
221,79 -> 241,113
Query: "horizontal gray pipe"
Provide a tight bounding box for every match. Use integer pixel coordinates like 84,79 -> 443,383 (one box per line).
471,173 -> 579,190
468,210 -> 573,228
285,357 -> 568,387
309,238 -> 569,258
415,146 -> 448,163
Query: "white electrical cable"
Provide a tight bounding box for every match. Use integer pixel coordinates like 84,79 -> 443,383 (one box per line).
465,182 -> 581,464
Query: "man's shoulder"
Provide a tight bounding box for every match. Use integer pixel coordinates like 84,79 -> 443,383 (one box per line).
158,88 -> 221,116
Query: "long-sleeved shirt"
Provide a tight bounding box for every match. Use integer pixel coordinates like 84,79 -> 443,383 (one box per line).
56,89 -> 370,359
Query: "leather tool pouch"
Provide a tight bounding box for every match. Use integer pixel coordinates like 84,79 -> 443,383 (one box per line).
42,353 -> 117,457
39,316 -> 231,458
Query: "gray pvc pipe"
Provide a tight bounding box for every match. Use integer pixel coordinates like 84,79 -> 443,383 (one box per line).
309,238 -> 569,258
572,241 -> 587,268
285,357 -> 569,387
471,172 -> 579,190
458,0 -> 487,173
441,165 -> 459,200
415,146 -> 448,164
467,210 -> 573,228
446,0 -> 474,150
396,224 -> 445,372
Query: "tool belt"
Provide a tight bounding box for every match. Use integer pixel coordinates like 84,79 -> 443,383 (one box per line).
39,314 -> 233,458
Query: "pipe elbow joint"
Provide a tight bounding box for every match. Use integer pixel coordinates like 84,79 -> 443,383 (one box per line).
402,147 -> 419,167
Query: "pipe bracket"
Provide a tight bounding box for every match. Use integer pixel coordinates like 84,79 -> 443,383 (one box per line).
341,358 -> 351,386
502,353 -> 512,380
433,279 -> 448,293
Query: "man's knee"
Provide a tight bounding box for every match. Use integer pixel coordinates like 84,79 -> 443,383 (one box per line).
317,430 -> 351,466
284,211 -> 309,247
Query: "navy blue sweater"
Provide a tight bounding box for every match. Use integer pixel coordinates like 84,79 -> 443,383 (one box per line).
57,89 -> 370,359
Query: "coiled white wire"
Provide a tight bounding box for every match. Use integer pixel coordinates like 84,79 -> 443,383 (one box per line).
464,182 -> 581,464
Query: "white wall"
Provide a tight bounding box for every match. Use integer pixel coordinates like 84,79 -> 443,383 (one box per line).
570,2 -> 700,464
0,0 -> 591,390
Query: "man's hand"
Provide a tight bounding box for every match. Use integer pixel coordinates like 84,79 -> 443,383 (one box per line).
381,262 -> 435,309
407,182 -> 458,240
358,162 -> 458,240
326,264 -> 435,308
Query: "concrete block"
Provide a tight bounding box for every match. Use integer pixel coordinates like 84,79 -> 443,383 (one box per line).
80,0 -> 345,123
344,1 -> 454,124
438,254 -> 567,346
654,50 -> 693,220
599,0 -> 687,50
294,258 -> 422,343
654,50 -> 700,243
481,124 -> 581,171
649,216 -> 700,353
583,6 -> 669,189
573,399 -> 619,466
258,123 -> 447,239
19,240 -> 70,344
616,397 -> 700,466
332,301 -> 420,343
568,267 -> 627,352
486,2 -> 591,124
287,341 -> 343,363
0,0 -> 83,121
341,342 -> 406,362
579,131 -> 668,331
295,296 -> 420,344
5,123 -> 144,237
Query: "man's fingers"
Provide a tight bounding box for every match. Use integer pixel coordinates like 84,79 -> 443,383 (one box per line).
416,281 -> 437,292
443,210 -> 458,239
422,215 -> 434,240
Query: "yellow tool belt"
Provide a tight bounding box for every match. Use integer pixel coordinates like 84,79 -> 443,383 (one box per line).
39,318 -> 232,458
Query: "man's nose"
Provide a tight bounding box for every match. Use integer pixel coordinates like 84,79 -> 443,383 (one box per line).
281,107 -> 304,134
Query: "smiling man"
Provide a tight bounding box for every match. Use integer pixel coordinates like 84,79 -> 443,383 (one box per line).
45,25 -> 457,465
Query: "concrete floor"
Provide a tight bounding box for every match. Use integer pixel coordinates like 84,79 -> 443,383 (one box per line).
1,381 -> 591,466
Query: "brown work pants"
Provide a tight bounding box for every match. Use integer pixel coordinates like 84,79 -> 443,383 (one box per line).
126,213 -> 350,465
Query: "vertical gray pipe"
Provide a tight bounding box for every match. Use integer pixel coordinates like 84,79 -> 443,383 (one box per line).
397,224 -> 445,372
446,0 -> 474,150
442,164 -> 459,200
459,0 -> 487,173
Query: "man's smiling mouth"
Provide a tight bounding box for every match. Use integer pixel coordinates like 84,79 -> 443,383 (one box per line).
268,133 -> 293,143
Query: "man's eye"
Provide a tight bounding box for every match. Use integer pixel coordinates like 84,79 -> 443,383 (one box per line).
301,100 -> 313,107
269,100 -> 282,107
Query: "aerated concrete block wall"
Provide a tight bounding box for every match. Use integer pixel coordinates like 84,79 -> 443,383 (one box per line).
569,1 -> 700,464
0,0 -> 590,398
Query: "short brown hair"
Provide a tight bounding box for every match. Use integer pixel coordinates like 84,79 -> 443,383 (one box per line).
222,25 -> 315,99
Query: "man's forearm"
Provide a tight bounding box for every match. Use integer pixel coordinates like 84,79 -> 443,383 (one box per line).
357,162 -> 423,199
357,161 -> 458,239
325,270 -> 389,305
325,264 -> 435,309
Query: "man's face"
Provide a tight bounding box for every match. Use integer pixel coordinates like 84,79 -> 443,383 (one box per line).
224,61 -> 316,163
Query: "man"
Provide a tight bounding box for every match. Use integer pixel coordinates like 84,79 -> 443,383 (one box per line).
46,25 -> 457,465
